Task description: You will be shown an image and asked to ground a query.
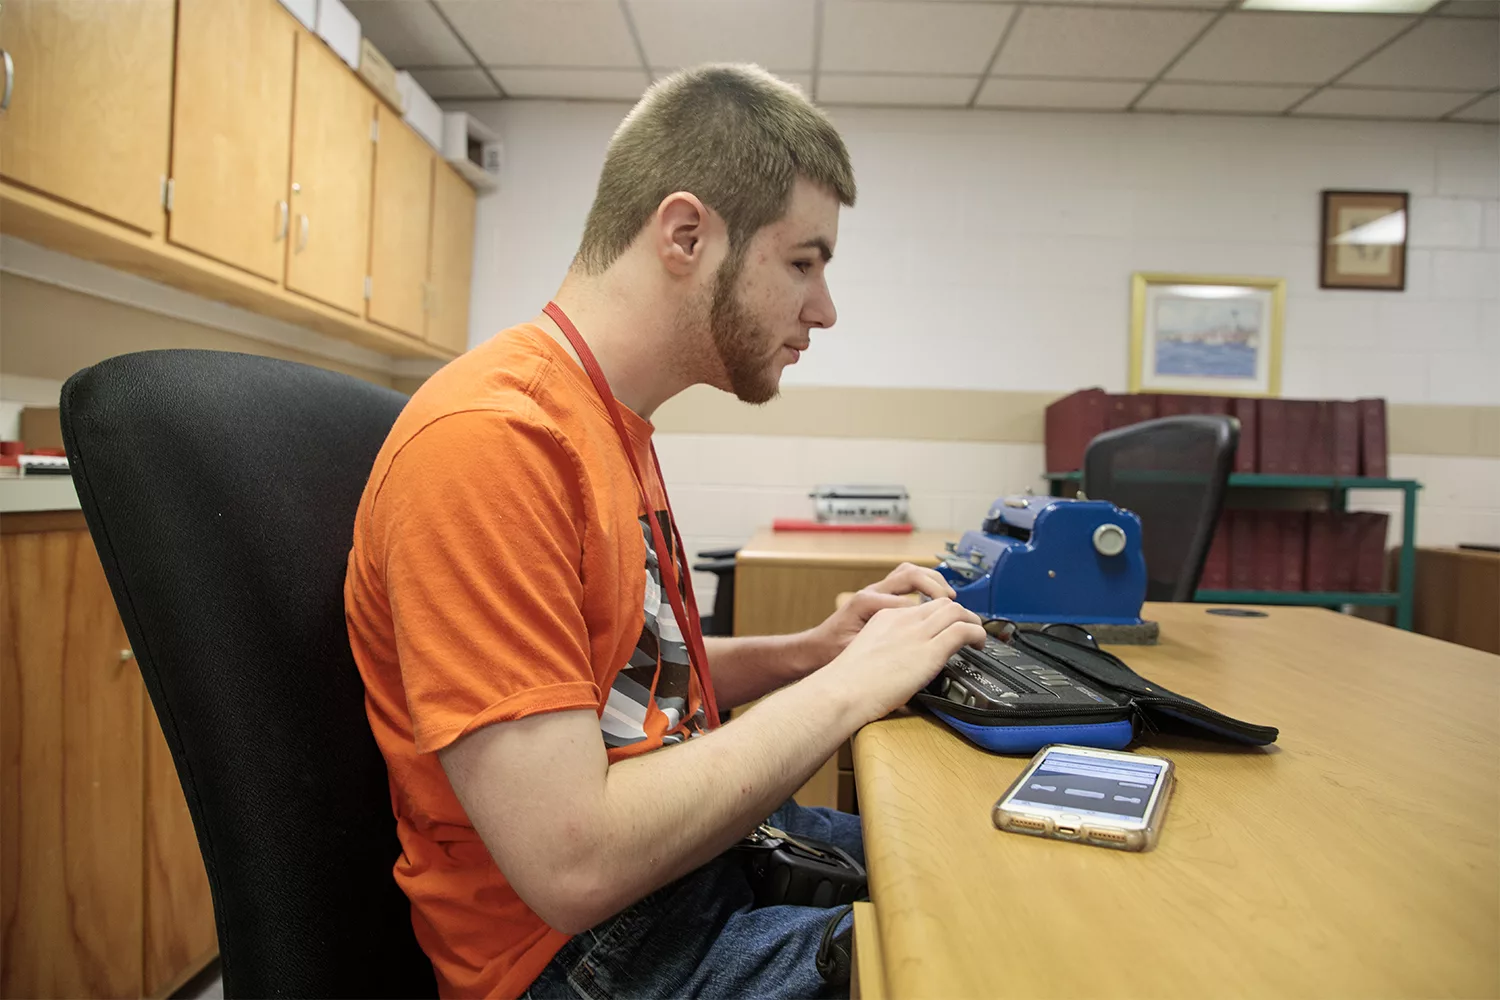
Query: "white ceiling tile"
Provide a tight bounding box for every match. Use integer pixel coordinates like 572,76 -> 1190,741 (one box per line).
1137,81 -> 1310,111
1341,19 -> 1500,90
346,1 -> 473,67
821,1 -> 1015,74
993,7 -> 1215,80
492,67 -> 651,100
1450,91 -> 1500,120
1166,13 -> 1412,85
816,73 -> 976,106
1294,86 -> 1480,118
630,0 -> 815,72
438,1 -> 640,68
975,78 -> 1142,109
1024,0 -> 1229,6
407,67 -> 501,99
1434,0 -> 1499,17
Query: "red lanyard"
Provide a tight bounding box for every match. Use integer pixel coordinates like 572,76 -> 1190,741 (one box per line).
542,301 -> 721,730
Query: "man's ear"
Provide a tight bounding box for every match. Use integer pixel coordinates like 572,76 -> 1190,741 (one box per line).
656,191 -> 708,276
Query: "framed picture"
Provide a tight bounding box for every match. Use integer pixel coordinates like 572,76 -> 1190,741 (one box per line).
1129,273 -> 1285,397
1320,190 -> 1408,291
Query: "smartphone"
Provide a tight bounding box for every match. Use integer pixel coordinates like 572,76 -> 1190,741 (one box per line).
993,744 -> 1175,852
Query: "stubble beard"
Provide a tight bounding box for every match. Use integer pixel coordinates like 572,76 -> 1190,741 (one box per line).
707,252 -> 781,405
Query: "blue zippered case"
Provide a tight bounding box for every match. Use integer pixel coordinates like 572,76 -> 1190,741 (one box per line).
913,630 -> 1278,755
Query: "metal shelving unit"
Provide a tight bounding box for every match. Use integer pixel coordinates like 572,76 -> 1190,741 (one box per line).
1044,472 -> 1423,630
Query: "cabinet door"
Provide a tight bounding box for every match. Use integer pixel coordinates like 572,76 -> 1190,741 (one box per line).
426,164 -> 477,355
143,701 -> 217,997
0,528 -> 144,999
170,0 -> 295,281
0,0 -> 174,234
286,33 -> 374,315
367,108 -> 432,338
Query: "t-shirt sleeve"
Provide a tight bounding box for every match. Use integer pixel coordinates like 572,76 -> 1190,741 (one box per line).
374,408 -> 600,754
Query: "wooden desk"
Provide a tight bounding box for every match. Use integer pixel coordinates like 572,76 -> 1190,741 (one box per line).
732,528 -> 957,637
853,604 -> 1500,999
1411,546 -> 1500,654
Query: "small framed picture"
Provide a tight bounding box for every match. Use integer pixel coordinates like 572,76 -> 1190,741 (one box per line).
1129,273 -> 1285,397
1320,190 -> 1408,291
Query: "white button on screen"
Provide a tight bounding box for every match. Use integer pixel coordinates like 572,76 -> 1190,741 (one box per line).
1031,784 -> 1058,792
1113,795 -> 1142,804
1064,788 -> 1105,799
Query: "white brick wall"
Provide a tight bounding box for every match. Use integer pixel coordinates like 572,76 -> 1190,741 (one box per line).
450,99 -> 1500,608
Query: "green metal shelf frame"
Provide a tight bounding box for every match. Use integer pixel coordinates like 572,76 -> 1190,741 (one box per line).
1043,472 -> 1423,630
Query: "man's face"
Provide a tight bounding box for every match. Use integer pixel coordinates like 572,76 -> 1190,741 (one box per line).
704,178 -> 840,404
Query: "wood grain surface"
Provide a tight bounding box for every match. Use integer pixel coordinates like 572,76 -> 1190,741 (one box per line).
854,603 -> 1500,999
1,529 -> 143,997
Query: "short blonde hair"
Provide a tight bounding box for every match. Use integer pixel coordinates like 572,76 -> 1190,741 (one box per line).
574,64 -> 856,274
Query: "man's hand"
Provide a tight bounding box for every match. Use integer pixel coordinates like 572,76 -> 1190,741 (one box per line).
817,598 -> 987,728
801,561 -> 957,670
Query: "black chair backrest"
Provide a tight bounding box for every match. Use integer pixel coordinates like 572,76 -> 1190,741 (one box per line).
61,350 -> 436,999
1082,414 -> 1239,602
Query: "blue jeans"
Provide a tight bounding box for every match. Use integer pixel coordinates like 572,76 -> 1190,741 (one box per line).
521,801 -> 863,999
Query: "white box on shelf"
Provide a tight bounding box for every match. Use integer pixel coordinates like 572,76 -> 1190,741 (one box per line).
277,0 -> 317,30
315,0 -> 361,70
396,71 -> 444,151
441,112 -> 502,192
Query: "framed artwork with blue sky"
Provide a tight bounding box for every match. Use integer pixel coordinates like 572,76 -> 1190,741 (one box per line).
1129,273 -> 1285,397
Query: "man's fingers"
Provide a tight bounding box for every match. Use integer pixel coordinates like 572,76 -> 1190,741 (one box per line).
851,591 -> 916,618
867,562 -> 957,600
937,620 -> 989,652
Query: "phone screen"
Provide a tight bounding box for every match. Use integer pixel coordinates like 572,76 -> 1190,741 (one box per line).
1006,750 -> 1167,822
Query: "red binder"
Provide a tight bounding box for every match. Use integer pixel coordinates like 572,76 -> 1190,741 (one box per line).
1352,511 -> 1390,592
1258,400 -> 1288,474
1330,514 -> 1360,592
1255,511 -> 1281,592
1106,394 -> 1159,430
1284,400 -> 1319,475
1306,402 -> 1337,476
1358,398 -> 1389,478
1304,511 -> 1335,592
1279,511 -> 1307,591
1044,388 -> 1107,473
1232,397 -> 1258,473
1333,401 -> 1361,477
1200,515 -> 1231,590
1229,510 -> 1257,590
1155,394 -> 1230,418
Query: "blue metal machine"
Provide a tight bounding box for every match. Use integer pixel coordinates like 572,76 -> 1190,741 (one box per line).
935,495 -> 1147,625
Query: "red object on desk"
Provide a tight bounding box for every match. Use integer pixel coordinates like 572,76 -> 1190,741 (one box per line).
772,519 -> 915,533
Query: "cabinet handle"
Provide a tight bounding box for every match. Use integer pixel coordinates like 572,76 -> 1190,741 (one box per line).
1,50 -> 13,112
275,200 -> 289,242
296,213 -> 308,253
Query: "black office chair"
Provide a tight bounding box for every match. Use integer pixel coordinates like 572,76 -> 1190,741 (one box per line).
1082,414 -> 1238,602
693,547 -> 740,636
61,351 -> 437,999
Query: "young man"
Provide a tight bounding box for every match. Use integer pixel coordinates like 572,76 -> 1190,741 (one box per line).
345,64 -> 986,998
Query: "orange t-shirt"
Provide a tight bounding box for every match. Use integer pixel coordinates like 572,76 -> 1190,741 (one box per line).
344,324 -> 713,998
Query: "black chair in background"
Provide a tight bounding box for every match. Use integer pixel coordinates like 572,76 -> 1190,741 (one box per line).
1082,414 -> 1239,602
693,547 -> 740,636
61,351 -> 436,999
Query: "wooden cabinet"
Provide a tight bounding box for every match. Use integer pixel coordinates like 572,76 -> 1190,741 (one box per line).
169,0 -> 295,281
286,32 -> 374,315
1,513 -> 217,1000
0,0 -> 478,360
367,107 -> 433,338
143,703 -> 218,997
427,163 -> 477,355
0,0 -> 175,235
1,521 -> 144,998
